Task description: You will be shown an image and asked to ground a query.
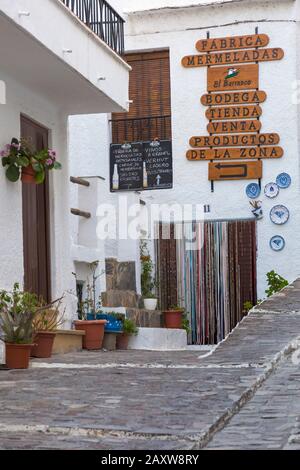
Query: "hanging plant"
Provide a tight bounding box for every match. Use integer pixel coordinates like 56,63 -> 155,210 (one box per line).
1,138 -> 62,184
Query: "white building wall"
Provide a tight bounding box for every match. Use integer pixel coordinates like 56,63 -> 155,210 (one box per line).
0,71 -> 77,363
112,0 -> 300,300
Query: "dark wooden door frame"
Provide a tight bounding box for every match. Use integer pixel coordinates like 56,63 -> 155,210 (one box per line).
21,114 -> 52,302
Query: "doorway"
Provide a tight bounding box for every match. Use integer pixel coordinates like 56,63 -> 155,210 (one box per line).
156,220 -> 257,345
21,115 -> 51,302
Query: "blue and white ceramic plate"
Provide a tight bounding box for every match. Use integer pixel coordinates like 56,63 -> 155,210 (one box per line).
276,173 -> 291,189
264,182 -> 279,199
246,183 -> 261,199
270,235 -> 285,252
270,205 -> 290,225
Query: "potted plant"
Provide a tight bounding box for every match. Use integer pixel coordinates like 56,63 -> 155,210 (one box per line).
31,300 -> 65,358
140,239 -> 158,310
74,280 -> 106,350
116,318 -> 138,350
163,305 -> 186,329
0,284 -> 51,369
1,138 -> 62,184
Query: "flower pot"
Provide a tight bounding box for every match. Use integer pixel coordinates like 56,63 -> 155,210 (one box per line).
116,333 -> 130,350
21,165 -> 36,184
87,313 -> 123,333
31,332 -> 56,358
163,309 -> 184,329
74,320 -> 106,350
144,298 -> 158,311
5,343 -> 32,369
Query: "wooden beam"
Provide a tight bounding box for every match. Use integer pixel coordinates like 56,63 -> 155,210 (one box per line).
70,176 -> 90,187
70,208 -> 91,219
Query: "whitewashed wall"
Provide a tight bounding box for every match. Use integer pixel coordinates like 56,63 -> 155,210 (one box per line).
113,0 -> 300,300
0,72 -> 78,362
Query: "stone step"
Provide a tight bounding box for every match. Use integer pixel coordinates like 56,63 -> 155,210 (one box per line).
102,290 -> 143,309
128,327 -> 187,351
126,308 -> 162,328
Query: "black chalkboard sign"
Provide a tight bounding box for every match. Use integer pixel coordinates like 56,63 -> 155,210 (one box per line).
110,143 -> 143,191
110,140 -> 173,192
143,140 -> 173,190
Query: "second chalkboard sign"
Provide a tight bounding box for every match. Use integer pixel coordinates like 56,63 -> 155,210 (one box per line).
110,140 -> 173,192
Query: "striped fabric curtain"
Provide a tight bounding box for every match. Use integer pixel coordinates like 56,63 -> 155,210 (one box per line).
157,220 -> 257,345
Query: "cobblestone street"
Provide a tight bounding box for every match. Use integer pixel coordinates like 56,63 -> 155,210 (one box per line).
1,282 -> 300,450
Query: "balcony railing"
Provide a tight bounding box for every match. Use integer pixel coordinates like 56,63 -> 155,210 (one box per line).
110,115 -> 172,144
60,0 -> 125,55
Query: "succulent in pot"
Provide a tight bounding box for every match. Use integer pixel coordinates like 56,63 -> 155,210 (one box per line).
0,284 -> 53,369
31,299 -> 65,359
116,319 -> 138,351
1,138 -> 62,184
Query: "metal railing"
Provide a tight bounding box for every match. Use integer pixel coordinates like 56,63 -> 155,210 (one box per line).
110,115 -> 172,143
60,0 -> 125,55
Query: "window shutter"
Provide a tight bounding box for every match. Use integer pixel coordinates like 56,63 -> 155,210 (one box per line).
112,50 -> 171,143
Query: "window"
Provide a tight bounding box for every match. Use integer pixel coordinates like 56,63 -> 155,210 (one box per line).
112,50 -> 171,143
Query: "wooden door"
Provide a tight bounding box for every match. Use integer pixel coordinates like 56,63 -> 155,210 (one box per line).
21,116 -> 51,302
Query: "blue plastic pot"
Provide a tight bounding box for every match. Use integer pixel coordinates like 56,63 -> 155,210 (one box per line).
86,313 -> 123,333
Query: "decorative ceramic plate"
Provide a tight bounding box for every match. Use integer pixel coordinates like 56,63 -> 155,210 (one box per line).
270,235 -> 285,252
276,173 -> 292,189
270,205 -> 290,225
246,183 -> 261,199
264,182 -> 279,199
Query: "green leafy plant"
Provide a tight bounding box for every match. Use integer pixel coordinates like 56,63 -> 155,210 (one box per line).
108,312 -> 126,322
123,318 -> 138,336
1,138 -> 61,184
169,304 -> 185,312
265,270 -> 289,298
32,299 -> 65,332
182,314 -> 191,334
0,284 -> 42,344
243,301 -> 254,314
140,240 -> 158,299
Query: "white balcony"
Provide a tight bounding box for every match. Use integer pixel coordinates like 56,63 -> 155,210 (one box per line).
0,0 -> 130,114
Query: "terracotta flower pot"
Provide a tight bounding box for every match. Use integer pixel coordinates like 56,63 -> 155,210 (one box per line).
116,333 -> 130,350
74,320 -> 106,350
31,332 -> 56,358
163,309 -> 184,329
5,343 -> 32,369
21,165 -> 35,184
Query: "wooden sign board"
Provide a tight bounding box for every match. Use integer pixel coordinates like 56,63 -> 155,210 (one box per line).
207,120 -> 261,134
190,133 -> 279,148
182,48 -> 284,68
209,161 -> 262,180
207,64 -> 259,92
201,90 -> 267,107
206,104 -> 262,120
187,146 -> 284,161
196,34 -> 269,53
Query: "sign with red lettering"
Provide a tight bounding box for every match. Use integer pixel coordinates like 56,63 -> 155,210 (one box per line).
207,64 -> 259,92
